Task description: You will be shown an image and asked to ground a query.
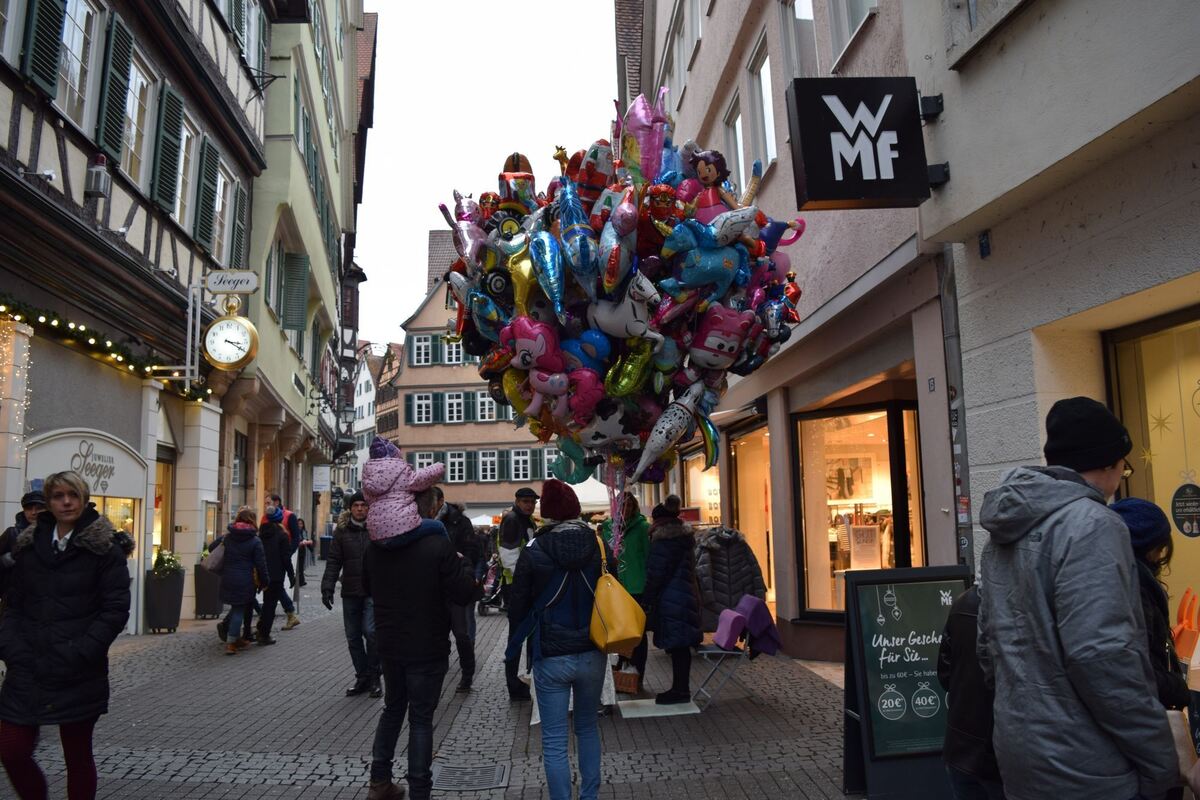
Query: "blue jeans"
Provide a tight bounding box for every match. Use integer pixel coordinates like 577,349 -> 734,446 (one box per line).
946,765 -> 1006,800
225,604 -> 247,643
533,649 -> 607,800
342,596 -> 379,681
279,587 -> 294,615
371,656 -> 449,798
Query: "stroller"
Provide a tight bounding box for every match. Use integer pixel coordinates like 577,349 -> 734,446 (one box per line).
477,553 -> 504,616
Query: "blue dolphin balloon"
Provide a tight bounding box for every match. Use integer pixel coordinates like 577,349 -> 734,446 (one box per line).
557,177 -> 599,300
467,290 -> 511,343
530,231 -> 566,322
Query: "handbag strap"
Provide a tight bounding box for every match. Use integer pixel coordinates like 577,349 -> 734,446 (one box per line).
594,532 -> 608,574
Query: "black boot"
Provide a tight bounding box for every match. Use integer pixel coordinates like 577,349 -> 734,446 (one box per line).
345,677 -> 370,697
368,678 -> 383,698
505,658 -> 530,701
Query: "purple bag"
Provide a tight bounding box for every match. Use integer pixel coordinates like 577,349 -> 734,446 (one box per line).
713,609 -> 747,650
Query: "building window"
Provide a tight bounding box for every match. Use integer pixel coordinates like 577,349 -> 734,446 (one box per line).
544,447 -> 558,479
724,97 -> 745,194
445,392 -> 464,423
232,431 -> 247,486
829,0 -> 875,66
796,406 -> 924,612
779,0 -> 819,78
174,116 -> 200,224
211,165 -> 235,264
444,339 -> 462,365
447,451 -> 466,483
749,46 -> 777,166
0,1 -> 10,62
412,335 -> 431,366
56,0 -> 101,128
478,450 -> 498,482
121,51 -> 155,186
476,391 -> 496,422
684,451 -> 722,526
511,449 -> 531,482
414,393 -> 432,424
415,451 -> 434,470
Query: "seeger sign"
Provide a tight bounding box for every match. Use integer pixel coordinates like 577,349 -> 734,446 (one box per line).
785,77 -> 932,210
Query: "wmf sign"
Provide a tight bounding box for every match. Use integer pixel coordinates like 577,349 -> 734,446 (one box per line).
786,77 -> 931,210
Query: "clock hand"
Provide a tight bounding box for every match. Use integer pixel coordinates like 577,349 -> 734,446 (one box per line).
224,339 -> 246,352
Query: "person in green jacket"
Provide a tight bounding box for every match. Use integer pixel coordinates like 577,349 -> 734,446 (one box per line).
600,492 -> 650,682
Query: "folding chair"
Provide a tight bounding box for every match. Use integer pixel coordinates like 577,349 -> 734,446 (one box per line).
692,609 -> 751,710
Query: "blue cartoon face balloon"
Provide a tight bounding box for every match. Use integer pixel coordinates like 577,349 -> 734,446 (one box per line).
561,329 -> 612,373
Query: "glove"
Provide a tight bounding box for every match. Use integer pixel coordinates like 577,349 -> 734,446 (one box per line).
322,594 -> 334,610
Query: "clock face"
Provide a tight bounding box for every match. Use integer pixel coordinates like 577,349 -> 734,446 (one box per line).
204,318 -> 255,368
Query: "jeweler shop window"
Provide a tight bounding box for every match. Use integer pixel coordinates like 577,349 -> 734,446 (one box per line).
683,451 -> 722,525
796,404 -> 925,613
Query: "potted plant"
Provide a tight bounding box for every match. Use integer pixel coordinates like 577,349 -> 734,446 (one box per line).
145,550 -> 185,633
194,544 -> 223,619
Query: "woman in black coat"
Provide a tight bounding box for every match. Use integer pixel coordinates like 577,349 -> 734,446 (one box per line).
641,496 -> 702,705
256,517 -> 293,645
218,507 -> 269,654
0,471 -> 131,800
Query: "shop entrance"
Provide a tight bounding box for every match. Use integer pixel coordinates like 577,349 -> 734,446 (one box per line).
1109,307 -> 1200,619
794,403 -> 925,612
730,426 -> 774,603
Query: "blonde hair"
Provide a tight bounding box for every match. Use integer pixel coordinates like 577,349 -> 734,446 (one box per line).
235,506 -> 257,525
44,471 -> 90,505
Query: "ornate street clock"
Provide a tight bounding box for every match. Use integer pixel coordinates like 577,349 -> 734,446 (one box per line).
201,296 -> 259,371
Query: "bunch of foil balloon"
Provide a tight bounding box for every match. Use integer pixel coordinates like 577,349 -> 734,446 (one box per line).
439,88 -> 804,501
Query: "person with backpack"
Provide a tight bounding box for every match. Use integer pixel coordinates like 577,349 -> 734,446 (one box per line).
508,479 -> 613,800
641,495 -> 702,705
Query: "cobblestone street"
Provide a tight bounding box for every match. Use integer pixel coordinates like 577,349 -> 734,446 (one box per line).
22,585 -> 854,799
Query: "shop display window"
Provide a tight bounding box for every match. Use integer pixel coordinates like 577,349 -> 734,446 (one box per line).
731,426 -> 774,602
152,461 -> 174,559
94,496 -> 138,560
1109,311 -> 1200,620
796,404 -> 925,612
683,451 -> 722,525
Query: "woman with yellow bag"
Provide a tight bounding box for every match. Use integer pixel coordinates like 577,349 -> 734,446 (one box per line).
507,479 -> 615,800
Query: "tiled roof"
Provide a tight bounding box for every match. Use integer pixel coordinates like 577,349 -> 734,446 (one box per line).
427,230 -> 457,292
357,13 -> 378,121
615,0 -> 643,100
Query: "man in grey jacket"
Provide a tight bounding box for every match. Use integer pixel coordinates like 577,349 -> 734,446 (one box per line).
978,396 -> 1176,800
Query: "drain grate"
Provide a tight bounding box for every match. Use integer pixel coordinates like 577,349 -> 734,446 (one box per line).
430,762 -> 510,791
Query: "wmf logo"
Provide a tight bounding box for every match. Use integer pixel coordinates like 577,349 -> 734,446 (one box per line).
822,94 -> 899,182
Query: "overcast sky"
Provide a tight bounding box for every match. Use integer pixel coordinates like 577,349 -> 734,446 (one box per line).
354,2 -> 619,345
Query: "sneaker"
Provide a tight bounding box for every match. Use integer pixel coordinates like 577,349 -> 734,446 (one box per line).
366,779 -> 406,800
216,619 -> 228,641
256,633 -> 277,646
346,679 -> 370,697
369,680 -> 383,698
282,612 -> 301,630
655,689 -> 691,705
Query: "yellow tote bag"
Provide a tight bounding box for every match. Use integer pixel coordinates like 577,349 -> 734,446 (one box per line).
589,532 -> 646,657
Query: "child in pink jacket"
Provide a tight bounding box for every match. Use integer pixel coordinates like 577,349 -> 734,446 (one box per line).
361,437 -> 445,541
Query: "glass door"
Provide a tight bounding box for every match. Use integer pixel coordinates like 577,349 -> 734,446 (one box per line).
731,425 -> 774,602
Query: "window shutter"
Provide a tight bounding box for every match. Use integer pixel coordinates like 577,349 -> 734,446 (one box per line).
280,253 -> 310,330
232,0 -> 246,45
532,449 -> 544,481
406,344 -> 415,367
192,137 -> 220,249
293,77 -> 301,141
464,391 -> 476,422
435,451 -> 446,467
466,451 -> 478,482
94,14 -> 134,163
150,86 -> 185,211
257,10 -> 268,82
404,394 -> 413,424
20,0 -> 66,97
432,393 -> 445,424
431,335 -> 443,365
229,183 -> 248,267
499,450 -> 511,482
406,452 -> 415,467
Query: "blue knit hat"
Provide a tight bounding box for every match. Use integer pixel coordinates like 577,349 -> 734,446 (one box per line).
1111,498 -> 1171,555
266,505 -> 284,524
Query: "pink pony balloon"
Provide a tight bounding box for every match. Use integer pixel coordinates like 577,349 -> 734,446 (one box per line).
499,317 -> 570,418
567,368 -> 605,426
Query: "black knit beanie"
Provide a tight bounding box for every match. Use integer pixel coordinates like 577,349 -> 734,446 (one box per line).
1043,397 -> 1132,472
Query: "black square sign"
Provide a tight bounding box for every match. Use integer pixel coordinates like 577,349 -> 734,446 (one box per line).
786,77 -> 931,210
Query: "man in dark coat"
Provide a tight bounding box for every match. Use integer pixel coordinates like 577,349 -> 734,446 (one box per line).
642,496 -> 701,705
362,479 -> 479,800
500,487 -> 539,700
0,473 -> 130,798
937,585 -> 1005,799
323,492 -> 381,698
263,492 -> 301,630
0,491 -> 45,600
694,526 -> 767,631
438,496 -> 481,692
256,516 -> 295,645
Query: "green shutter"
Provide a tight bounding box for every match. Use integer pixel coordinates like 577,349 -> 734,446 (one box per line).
232,0 -> 246,45
192,137 -> 220,249
274,244 -> 285,312
20,0 -> 66,97
430,335 -> 442,365
466,451 -> 478,482
499,450 -> 511,482
404,394 -> 413,424
94,14 -> 134,162
229,183 -> 248,267
150,86 -> 185,211
406,453 -> 415,467
264,250 -> 274,307
280,253 -> 310,330
464,392 -> 476,422
432,393 -> 445,424
532,450 -> 544,481
435,451 -> 446,467
293,77 -> 301,141
406,344 -> 415,368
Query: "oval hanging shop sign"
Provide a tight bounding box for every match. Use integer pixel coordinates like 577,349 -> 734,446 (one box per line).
25,429 -> 147,498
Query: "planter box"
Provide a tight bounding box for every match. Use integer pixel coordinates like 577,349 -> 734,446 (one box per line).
144,570 -> 185,633
194,564 -> 223,619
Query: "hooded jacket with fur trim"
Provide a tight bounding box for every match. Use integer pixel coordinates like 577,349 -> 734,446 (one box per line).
0,505 -> 130,725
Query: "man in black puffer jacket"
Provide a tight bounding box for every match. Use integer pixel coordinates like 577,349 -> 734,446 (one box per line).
322,492 -> 380,698
694,527 -> 767,631
438,497 -> 482,692
0,491 -> 45,601
256,519 -> 294,645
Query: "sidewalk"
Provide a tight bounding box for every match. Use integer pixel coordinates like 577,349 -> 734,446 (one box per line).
25,584 -> 853,799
